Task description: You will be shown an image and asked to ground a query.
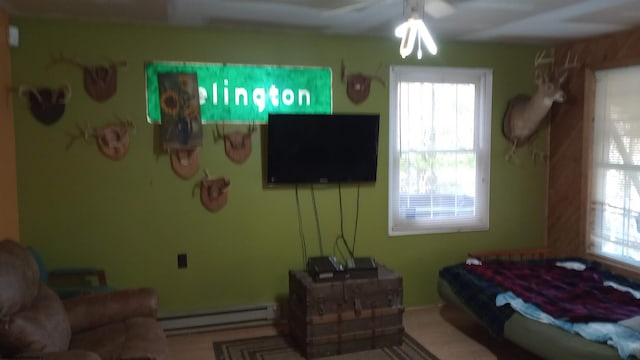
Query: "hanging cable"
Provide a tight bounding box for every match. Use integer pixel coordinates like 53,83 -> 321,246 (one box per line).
350,183 -> 361,256
333,237 -> 349,263
295,185 -> 308,268
336,183 -> 355,261
310,184 -> 324,255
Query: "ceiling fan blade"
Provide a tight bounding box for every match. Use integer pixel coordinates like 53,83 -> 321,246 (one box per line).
324,1 -> 374,15
324,0 -> 397,15
424,0 -> 456,18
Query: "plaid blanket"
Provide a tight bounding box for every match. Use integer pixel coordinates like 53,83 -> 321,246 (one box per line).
439,264 -> 514,337
466,259 -> 640,323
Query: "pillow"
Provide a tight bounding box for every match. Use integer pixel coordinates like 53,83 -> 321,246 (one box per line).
0,284 -> 71,356
554,260 -> 587,271
0,239 -> 40,318
466,257 -> 482,265
619,316 -> 640,332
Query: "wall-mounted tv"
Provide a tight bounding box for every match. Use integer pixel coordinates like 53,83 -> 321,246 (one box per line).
267,113 -> 380,184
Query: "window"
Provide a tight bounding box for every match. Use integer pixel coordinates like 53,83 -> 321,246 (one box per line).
590,65 -> 640,268
388,66 -> 492,236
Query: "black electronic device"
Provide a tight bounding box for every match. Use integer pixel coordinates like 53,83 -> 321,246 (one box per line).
346,256 -> 378,279
266,113 -> 380,185
306,256 -> 346,282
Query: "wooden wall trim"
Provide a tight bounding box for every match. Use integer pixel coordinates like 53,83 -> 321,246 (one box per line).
581,68 -> 595,255
548,25 -> 640,268
0,7 -> 19,241
593,56 -> 640,71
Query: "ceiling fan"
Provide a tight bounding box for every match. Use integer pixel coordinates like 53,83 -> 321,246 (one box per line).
228,0 -> 462,19
326,0 -> 460,18
423,0 -> 459,18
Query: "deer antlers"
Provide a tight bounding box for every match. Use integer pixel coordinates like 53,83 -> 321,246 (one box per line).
48,51 -> 127,102
556,52 -> 579,84
341,60 -> 386,87
533,49 -> 554,68
212,122 -> 256,146
67,117 -> 135,160
67,117 -> 134,146
213,122 -> 257,164
18,83 -> 72,105
48,52 -> 87,70
341,59 -> 385,104
48,51 -> 127,71
533,49 -> 578,85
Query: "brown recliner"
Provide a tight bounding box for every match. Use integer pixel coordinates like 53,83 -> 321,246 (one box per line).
0,239 -> 169,359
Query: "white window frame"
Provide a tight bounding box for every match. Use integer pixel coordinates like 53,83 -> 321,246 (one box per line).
589,65 -> 640,269
388,66 -> 492,236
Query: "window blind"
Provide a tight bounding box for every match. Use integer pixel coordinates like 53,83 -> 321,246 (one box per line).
388,66 -> 491,235
590,65 -> 640,267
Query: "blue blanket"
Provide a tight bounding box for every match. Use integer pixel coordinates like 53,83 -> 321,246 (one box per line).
439,263 -> 513,337
467,259 -> 640,322
440,258 -> 640,359
498,291 -> 640,359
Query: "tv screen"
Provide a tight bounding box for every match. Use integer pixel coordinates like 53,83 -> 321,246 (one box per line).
267,113 -> 380,184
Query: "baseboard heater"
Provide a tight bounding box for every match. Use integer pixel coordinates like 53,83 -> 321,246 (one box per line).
159,302 -> 278,332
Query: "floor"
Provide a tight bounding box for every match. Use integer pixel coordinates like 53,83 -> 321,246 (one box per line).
166,304 -> 542,359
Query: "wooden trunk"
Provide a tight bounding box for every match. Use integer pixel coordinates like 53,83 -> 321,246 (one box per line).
288,265 -> 404,358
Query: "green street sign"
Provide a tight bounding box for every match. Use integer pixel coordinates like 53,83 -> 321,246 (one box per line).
145,62 -> 333,123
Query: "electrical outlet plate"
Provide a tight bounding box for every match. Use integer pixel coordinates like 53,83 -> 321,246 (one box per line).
177,253 -> 187,268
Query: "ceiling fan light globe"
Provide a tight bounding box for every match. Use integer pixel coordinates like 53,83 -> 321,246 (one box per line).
417,19 -> 438,55
394,21 -> 409,38
399,20 -> 418,58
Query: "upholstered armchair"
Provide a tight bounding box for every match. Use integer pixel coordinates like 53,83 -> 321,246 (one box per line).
0,239 -> 169,359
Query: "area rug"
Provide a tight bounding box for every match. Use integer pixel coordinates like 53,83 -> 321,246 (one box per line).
213,332 -> 440,360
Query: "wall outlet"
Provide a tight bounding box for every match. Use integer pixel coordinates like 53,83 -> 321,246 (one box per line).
177,253 -> 187,269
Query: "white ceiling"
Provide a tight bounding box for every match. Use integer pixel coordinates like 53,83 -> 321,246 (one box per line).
2,0 -> 640,44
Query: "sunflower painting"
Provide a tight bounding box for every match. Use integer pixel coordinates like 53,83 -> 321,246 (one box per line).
158,72 -> 203,150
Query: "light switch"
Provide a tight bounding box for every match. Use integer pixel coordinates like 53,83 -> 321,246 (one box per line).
8,25 -> 19,48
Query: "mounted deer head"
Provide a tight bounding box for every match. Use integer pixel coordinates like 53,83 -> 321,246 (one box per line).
48,52 -> 127,102
170,148 -> 200,180
18,83 -> 72,125
502,50 -> 578,162
341,59 -> 385,104
67,117 -> 135,160
212,122 -> 256,164
196,170 -> 231,213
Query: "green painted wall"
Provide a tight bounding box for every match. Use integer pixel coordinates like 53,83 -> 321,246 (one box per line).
10,18 -> 546,314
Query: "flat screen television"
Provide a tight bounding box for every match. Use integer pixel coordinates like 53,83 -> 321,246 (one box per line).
267,113 -> 380,184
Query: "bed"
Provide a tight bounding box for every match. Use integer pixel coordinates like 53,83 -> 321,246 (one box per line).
437,248 -> 640,360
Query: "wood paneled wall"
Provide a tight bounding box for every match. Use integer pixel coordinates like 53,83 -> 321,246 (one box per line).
0,8 -> 19,241
548,26 -> 640,259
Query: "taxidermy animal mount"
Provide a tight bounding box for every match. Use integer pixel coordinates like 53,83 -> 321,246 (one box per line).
170,148 -> 200,180
66,117 -> 135,160
341,59 -> 385,105
48,52 -> 127,102
195,170 -> 231,213
502,50 -> 578,162
212,122 -> 256,164
18,83 -> 72,125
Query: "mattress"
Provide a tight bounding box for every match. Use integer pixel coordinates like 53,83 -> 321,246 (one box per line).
437,277 -> 621,360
